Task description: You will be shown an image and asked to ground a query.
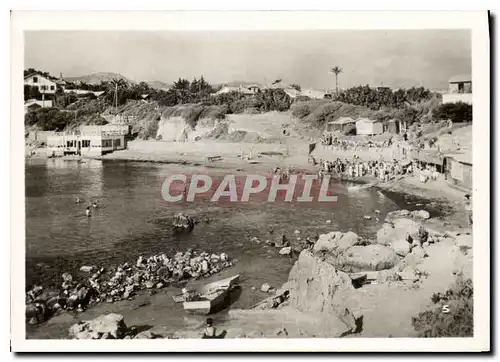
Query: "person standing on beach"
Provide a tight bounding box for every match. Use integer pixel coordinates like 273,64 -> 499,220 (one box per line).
86,206 -> 92,217
464,194 -> 473,228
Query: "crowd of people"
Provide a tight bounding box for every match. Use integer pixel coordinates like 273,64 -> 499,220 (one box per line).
321,133 -> 395,150
307,154 -> 415,182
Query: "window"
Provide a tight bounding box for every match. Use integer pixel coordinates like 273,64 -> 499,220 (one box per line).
102,139 -> 112,148
41,85 -> 48,91
33,77 -> 38,83
82,140 -> 90,148
50,85 -> 55,91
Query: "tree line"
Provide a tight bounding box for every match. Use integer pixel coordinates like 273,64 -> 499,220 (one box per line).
330,85 -> 437,110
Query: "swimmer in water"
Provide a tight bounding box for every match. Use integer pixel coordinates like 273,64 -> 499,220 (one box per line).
76,197 -> 81,204
86,207 -> 91,217
92,200 -> 98,208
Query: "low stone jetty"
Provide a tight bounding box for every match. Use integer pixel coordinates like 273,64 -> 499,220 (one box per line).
25,249 -> 233,325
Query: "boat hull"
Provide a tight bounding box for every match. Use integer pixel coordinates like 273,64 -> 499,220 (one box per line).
183,290 -> 227,315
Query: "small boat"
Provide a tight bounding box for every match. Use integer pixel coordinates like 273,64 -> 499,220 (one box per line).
173,275 -> 240,315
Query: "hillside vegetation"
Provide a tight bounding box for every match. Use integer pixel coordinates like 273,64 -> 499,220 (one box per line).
25,69 -> 473,140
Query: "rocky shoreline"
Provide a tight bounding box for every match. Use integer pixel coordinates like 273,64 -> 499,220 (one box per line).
26,248 -> 234,326
27,203 -> 472,339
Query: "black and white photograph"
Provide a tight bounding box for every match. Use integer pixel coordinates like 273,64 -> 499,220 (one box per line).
10,10 -> 490,352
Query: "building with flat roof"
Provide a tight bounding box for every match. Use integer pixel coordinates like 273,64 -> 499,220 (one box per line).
442,74 -> 472,105
46,128 -> 127,156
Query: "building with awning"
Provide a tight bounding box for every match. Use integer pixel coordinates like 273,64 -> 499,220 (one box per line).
411,149 -> 446,172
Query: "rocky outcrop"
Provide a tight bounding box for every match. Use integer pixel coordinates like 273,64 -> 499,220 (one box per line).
313,231 -> 360,256
172,213 -> 195,231
376,218 -> 428,256
335,244 -> 401,272
69,313 -> 129,339
287,250 -> 362,333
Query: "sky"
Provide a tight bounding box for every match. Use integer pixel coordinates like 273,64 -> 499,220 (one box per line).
24,30 -> 471,90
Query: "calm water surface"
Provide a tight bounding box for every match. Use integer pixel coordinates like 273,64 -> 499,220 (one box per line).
25,158 -> 437,310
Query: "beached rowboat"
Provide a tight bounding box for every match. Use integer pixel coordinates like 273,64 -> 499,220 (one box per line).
172,274 -> 240,315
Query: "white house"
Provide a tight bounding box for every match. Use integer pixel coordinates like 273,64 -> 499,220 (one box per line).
24,72 -> 57,94
442,74 -> 472,105
356,118 -> 384,135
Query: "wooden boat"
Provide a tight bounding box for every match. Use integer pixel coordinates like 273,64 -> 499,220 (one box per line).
172,275 -> 240,315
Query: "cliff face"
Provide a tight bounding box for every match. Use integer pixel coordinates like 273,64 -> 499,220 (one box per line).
156,116 -> 192,142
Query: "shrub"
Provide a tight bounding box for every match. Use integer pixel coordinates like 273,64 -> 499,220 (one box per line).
412,276 -> 473,337
291,102 -> 314,119
432,102 -> 472,123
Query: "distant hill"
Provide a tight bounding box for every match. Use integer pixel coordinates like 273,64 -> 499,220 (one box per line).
65,72 -> 133,85
146,80 -> 171,91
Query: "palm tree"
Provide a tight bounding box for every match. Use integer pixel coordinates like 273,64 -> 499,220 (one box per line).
108,78 -> 128,112
330,66 -> 343,93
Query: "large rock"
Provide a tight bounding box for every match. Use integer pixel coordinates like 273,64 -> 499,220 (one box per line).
279,247 -> 292,256
287,250 -> 361,332
69,313 -> 129,339
335,244 -> 401,272
376,218 -> 426,256
172,213 -> 194,231
385,210 -> 410,222
313,231 -> 360,256
411,210 -> 430,220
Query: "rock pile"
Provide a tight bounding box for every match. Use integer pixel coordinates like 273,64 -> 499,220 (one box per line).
172,213 -> 195,231
26,249 -> 233,324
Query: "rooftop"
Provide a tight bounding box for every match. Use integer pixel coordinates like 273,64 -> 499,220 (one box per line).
356,118 -> 380,123
449,74 -> 472,83
329,117 -> 356,125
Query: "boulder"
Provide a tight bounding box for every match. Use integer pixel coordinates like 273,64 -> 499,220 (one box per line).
335,244 -> 401,272
62,272 -> 73,283
313,231 -> 360,256
411,209 -> 430,220
80,265 -> 96,273
134,330 -> 154,339
172,213 -> 195,231
279,247 -> 292,256
88,313 -> 128,339
376,218 -> 425,256
287,250 -> 361,331
385,209 -> 410,222
260,283 -> 271,293
391,238 -> 412,257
